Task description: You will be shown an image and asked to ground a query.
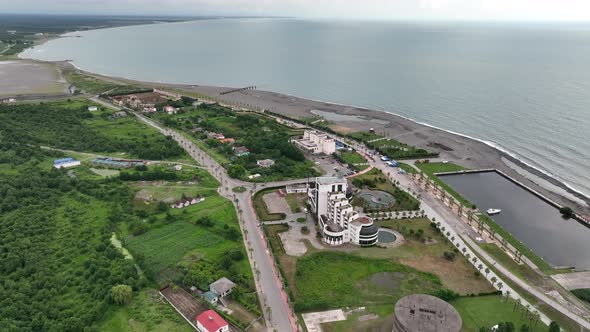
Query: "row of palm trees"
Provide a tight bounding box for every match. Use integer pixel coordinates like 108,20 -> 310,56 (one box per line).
416,172 -> 525,264
433,221 -> 504,291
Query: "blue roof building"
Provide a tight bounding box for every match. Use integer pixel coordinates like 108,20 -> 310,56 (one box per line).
53,157 -> 81,169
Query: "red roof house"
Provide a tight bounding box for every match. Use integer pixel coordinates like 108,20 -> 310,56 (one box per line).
195,310 -> 229,332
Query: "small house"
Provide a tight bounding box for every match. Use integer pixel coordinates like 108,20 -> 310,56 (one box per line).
256,159 -> 275,168
143,106 -> 157,113
209,277 -> 236,297
219,138 -> 235,144
88,106 -> 98,112
213,133 -> 225,140
233,146 -> 250,157
195,310 -> 229,332
113,111 -> 127,118
203,291 -> 219,305
248,174 -> 261,180
163,105 -> 178,114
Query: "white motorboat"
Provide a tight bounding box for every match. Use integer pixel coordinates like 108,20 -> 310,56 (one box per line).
486,208 -> 501,215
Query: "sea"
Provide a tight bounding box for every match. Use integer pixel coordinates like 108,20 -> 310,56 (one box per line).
20,18 -> 590,199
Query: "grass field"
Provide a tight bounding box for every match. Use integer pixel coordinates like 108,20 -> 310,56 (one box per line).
98,289 -> 193,332
347,131 -> 438,160
338,150 -> 369,171
64,70 -> 121,94
294,251 -> 442,312
285,193 -> 307,213
126,195 -> 248,281
356,218 -> 493,295
415,162 -> 473,207
451,295 -> 537,331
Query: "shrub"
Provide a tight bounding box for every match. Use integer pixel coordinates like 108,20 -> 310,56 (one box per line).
443,251 -> 455,261
432,288 -> 459,301
559,206 -> 574,218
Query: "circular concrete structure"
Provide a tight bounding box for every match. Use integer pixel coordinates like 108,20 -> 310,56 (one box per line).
393,294 -> 462,332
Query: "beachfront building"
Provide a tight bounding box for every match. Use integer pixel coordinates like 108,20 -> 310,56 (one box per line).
53,157 -> 81,169
195,310 -> 229,332
308,177 -> 378,246
292,130 -> 336,155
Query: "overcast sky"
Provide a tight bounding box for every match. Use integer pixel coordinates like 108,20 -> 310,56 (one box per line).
3,0 -> 590,21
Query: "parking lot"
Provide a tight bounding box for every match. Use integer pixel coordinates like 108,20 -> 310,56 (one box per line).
307,153 -> 356,177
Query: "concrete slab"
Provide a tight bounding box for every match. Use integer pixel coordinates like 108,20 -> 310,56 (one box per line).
302,309 -> 346,332
551,271 -> 590,290
262,191 -> 290,215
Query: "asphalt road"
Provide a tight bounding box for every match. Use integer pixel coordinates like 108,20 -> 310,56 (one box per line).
135,113 -> 299,332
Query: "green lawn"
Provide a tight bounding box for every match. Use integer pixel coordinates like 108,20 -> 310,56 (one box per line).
357,218 -> 493,295
347,131 -> 438,160
64,70 -> 121,94
98,289 -> 193,332
398,162 -> 417,174
294,251 -> 442,312
451,295 -> 538,332
415,162 -> 473,207
338,150 -> 368,171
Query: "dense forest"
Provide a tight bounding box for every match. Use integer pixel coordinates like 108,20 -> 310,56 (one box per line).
0,101 -> 184,160
0,142 -> 141,331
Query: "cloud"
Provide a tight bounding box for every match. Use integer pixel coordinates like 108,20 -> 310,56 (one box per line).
2,0 -> 590,21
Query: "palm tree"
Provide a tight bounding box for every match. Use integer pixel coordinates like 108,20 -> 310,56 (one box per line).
523,304 -> 530,318
478,264 -> 483,271
485,267 -> 490,277
491,276 -> 497,284
514,298 -> 521,311
504,290 -> 511,302
497,282 -> 503,292
462,247 -> 467,255
472,257 -> 478,264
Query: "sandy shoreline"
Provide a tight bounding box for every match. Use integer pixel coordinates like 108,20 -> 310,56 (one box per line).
31,59 -> 590,214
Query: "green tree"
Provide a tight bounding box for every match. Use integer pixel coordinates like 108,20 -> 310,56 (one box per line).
548,321 -> 560,332
228,164 -> 246,178
110,284 -> 133,304
559,206 -> 574,218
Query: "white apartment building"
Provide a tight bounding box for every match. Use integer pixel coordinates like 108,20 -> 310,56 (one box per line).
292,130 -> 336,154
309,177 -> 379,246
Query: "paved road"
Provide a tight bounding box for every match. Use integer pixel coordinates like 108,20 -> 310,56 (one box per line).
134,113 -> 298,332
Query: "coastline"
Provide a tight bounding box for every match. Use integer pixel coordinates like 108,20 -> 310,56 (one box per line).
16,33 -> 590,215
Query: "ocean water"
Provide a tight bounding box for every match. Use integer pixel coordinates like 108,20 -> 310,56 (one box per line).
21,19 -> 590,198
